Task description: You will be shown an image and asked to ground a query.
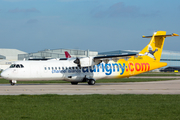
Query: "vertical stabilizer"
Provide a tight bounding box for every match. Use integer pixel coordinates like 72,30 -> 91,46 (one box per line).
65,51 -> 71,58
139,31 -> 178,62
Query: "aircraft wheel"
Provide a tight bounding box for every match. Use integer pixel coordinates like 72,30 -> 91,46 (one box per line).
9,80 -> 16,86
71,82 -> 78,85
88,79 -> 95,85
11,83 -> 15,86
9,80 -> 15,86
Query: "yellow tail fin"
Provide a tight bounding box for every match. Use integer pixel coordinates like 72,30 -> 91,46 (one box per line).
139,31 -> 179,62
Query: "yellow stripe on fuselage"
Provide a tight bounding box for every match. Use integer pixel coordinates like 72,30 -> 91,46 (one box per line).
113,56 -> 167,78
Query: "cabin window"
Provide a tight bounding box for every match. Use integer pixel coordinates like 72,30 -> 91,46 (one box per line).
44,67 -> 47,70
52,67 -> 54,70
69,67 -> 71,69
55,67 -> 57,70
58,67 -> 61,70
62,67 -> 64,70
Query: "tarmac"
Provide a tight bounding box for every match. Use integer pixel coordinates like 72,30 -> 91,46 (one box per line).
0,79 -> 180,95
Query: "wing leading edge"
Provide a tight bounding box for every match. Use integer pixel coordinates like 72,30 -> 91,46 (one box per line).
94,54 -> 137,59
94,54 -> 137,63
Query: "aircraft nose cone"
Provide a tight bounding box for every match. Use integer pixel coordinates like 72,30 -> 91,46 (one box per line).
1,70 -> 9,79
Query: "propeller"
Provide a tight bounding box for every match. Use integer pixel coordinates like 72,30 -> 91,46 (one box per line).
74,57 -> 81,68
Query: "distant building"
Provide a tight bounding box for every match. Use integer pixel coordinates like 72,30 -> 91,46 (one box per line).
0,49 -> 27,70
18,49 -> 98,60
161,50 -> 180,67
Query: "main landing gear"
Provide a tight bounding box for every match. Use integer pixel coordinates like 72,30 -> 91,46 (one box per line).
9,80 -> 17,86
70,79 -> 96,85
88,79 -> 95,85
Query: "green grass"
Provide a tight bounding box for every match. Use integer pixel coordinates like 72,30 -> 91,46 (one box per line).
136,73 -> 180,76
0,94 -> 180,120
0,78 -> 177,84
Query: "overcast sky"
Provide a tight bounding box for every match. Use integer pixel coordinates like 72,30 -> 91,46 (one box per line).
0,0 -> 180,53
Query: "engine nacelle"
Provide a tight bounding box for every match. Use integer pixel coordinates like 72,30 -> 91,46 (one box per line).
74,57 -> 102,67
79,57 -> 93,67
65,75 -> 84,82
65,74 -> 95,82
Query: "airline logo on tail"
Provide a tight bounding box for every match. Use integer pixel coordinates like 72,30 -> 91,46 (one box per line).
141,45 -> 158,60
65,51 -> 71,58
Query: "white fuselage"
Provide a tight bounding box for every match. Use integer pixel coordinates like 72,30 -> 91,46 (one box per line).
1,59 -> 120,82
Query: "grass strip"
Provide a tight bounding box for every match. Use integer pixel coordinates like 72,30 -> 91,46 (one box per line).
0,94 -> 180,120
136,73 -> 180,76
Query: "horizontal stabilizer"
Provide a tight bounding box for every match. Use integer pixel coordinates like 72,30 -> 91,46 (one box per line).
142,33 -> 179,38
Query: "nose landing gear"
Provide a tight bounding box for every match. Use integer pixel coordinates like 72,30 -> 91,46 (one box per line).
9,80 -> 17,86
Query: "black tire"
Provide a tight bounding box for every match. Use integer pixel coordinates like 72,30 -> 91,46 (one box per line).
9,80 -> 15,86
71,82 -> 78,85
11,83 -> 15,86
88,79 -> 95,85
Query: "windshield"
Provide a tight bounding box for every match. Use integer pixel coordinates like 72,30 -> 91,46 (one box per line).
9,64 -> 24,68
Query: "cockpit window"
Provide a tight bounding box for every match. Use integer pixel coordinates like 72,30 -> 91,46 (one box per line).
20,64 -> 24,68
9,64 -> 24,68
10,64 -> 16,68
16,64 -> 20,68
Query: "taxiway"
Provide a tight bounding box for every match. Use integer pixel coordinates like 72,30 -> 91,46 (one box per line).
0,80 -> 180,95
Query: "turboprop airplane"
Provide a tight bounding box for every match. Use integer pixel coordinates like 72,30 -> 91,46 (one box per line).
1,31 -> 179,85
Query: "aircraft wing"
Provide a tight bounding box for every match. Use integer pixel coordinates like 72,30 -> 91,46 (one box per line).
73,53 -> 137,67
94,54 -> 137,63
94,54 -> 137,59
